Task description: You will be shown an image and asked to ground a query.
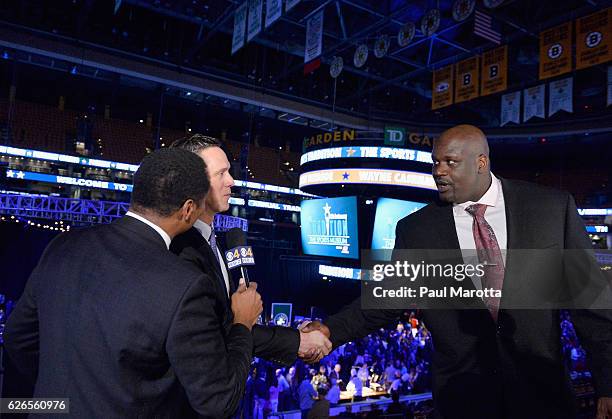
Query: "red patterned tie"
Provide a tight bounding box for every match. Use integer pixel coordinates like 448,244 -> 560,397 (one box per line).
465,204 -> 505,322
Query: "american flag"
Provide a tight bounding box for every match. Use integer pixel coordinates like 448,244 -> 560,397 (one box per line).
474,10 -> 501,44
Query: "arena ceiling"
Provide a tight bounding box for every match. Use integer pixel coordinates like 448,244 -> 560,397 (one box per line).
0,0 -> 611,129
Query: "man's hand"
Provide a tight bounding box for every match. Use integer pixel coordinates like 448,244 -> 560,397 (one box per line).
297,321 -> 332,363
597,397 -> 612,419
231,280 -> 262,331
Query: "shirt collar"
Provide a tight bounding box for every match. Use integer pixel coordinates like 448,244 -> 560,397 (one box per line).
125,211 -> 172,250
193,219 -> 213,242
453,173 -> 501,216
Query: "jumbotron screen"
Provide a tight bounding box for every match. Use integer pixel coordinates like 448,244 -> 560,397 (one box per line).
371,198 -> 426,251
300,196 -> 359,259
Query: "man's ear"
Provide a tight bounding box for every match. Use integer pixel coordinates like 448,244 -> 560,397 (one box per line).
179,199 -> 199,225
477,154 -> 489,173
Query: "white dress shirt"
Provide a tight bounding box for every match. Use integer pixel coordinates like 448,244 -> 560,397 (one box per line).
125,211 -> 171,250
193,219 -> 231,297
452,173 -> 507,290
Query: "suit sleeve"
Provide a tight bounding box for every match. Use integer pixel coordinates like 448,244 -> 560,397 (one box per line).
166,275 -> 253,418
252,325 -> 299,366
562,193 -> 612,397
4,233 -> 69,381
325,221 -> 408,348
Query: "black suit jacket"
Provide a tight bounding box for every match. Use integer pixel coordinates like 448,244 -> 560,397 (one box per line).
325,179 -> 612,419
4,216 -> 254,418
170,227 -> 299,366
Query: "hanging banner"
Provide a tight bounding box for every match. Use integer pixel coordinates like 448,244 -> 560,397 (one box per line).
432,65 -> 454,109
265,0 -> 282,28
539,22 -> 572,80
286,0 -> 300,11
304,10 -> 324,63
548,77 -> 573,116
500,91 -> 520,126
481,45 -> 508,96
455,56 -> 479,103
247,0 -> 263,42
576,8 -> 612,70
231,2 -> 248,54
523,84 -> 545,122
606,65 -> 612,106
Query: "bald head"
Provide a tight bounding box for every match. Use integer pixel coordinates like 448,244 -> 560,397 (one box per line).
432,124 -> 492,204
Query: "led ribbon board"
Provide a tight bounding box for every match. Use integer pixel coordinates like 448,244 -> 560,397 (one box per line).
5,170 -> 133,192
299,168 -> 437,191
300,146 -> 433,165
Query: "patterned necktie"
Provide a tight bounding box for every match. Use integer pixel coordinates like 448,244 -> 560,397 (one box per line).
465,204 -> 505,322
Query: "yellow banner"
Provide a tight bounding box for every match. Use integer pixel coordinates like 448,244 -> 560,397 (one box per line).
432,65 -> 454,109
455,56 -> 480,103
539,22 -> 573,80
299,168 -> 436,190
576,8 -> 612,70
481,45 -> 508,96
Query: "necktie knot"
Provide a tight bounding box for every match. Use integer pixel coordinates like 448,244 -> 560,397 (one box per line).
465,203 -> 487,218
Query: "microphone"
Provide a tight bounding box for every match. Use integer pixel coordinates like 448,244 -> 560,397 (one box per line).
224,227 -> 255,287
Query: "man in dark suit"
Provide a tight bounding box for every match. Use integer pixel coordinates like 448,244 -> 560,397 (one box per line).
169,134 -> 332,365
4,148 -> 263,418
301,125 -> 612,418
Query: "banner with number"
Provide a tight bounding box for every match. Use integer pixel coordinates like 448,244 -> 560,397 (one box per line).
286,0 -> 300,11
247,0 -> 263,42
501,91 -> 520,126
549,77 -> 573,116
265,0 -> 282,28
304,11 -> 324,63
539,22 -> 572,80
231,2 -> 248,54
455,56 -> 480,103
576,8 -> 612,70
608,66 -> 612,106
481,45 -> 507,96
523,84 -> 545,121
432,65 -> 454,109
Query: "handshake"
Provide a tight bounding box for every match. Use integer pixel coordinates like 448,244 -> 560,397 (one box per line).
231,279 -> 333,364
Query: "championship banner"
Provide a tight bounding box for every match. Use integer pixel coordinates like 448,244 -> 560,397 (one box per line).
481,45 -> 508,96
539,22 -> 572,80
304,10 -> 324,63
608,66 -> 612,106
500,91 -> 520,126
432,65 -> 454,109
231,2 -> 248,54
265,0 -> 282,28
247,0 -> 263,42
576,8 -> 612,70
548,77 -> 573,116
271,303 -> 293,327
455,56 -> 479,103
523,84 -> 545,122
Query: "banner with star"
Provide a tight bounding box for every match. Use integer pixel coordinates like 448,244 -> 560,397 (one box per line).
548,77 -> 573,116
298,168 -> 436,190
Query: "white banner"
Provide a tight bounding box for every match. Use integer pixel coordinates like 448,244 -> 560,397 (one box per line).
608,66 -> 612,107
548,77 -> 573,116
231,2 -> 248,54
286,0 -> 300,11
523,84 -> 545,122
247,0 -> 263,42
304,11 -> 324,63
265,0 -> 282,28
500,91 -> 521,126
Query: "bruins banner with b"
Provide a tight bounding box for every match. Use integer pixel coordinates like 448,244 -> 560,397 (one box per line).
432,65 -> 454,109
576,8 -> 612,70
539,22 -> 573,80
455,56 -> 480,103
481,45 -> 508,96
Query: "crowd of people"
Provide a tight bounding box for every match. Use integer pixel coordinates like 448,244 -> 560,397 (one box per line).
235,310 -> 593,418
